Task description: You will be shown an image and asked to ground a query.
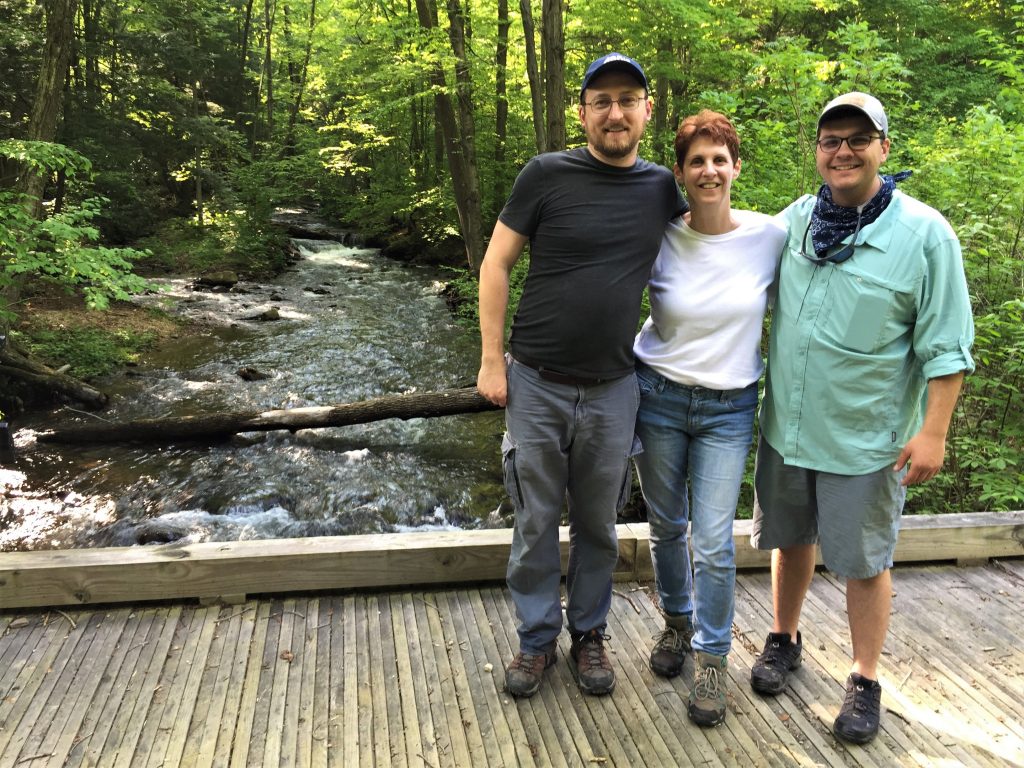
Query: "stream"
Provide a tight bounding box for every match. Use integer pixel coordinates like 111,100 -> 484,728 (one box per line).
2,237 -> 509,550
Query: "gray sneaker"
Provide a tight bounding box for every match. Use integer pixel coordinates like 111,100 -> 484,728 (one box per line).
505,646 -> 556,698
688,651 -> 728,727
649,612 -> 694,678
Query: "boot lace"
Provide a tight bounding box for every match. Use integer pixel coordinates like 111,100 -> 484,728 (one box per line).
509,651 -> 546,674
652,626 -> 686,654
693,663 -> 721,700
577,632 -> 612,671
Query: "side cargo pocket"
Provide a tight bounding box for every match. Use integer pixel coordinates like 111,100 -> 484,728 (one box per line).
501,433 -> 525,512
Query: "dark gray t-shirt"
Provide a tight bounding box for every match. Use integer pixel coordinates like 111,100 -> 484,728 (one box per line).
499,147 -> 686,379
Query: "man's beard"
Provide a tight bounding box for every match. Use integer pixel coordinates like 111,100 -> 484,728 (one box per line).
590,127 -> 639,159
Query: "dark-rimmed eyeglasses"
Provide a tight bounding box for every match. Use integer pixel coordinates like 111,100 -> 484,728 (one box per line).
583,95 -> 647,114
800,211 -> 863,266
815,133 -> 884,152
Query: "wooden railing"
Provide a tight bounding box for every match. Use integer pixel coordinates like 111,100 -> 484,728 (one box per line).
1,511 -> 1021,609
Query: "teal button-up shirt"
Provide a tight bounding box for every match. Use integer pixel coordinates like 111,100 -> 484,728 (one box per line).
761,190 -> 975,475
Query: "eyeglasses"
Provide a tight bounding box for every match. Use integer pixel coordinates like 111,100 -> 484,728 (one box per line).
583,95 -> 647,114
815,133 -> 884,152
800,210 -> 863,266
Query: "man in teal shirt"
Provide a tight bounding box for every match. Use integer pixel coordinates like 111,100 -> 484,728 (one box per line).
748,92 -> 974,744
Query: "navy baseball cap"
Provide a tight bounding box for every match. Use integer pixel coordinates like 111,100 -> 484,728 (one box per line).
579,52 -> 648,99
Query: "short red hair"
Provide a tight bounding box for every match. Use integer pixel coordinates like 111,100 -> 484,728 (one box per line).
674,110 -> 740,167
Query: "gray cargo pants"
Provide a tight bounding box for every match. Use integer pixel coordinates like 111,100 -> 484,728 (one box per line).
503,356 -> 640,654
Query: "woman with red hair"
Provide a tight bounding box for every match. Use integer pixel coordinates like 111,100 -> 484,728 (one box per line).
633,110 -> 786,727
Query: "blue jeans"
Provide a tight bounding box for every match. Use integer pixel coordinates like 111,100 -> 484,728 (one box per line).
503,357 -> 641,654
633,363 -> 758,657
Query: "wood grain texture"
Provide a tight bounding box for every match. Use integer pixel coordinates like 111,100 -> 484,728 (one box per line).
0,561 -> 1021,767
3,512 -> 1021,609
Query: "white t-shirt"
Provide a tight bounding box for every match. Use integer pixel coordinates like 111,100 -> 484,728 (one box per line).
634,208 -> 788,390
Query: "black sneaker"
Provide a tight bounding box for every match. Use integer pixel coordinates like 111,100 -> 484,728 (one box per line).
750,631 -> 802,695
649,613 -> 694,678
833,673 -> 882,744
505,646 -> 557,698
570,629 -> 615,695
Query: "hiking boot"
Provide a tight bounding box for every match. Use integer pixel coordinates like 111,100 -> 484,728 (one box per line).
833,673 -> 882,744
505,646 -> 556,698
750,631 -> 802,695
570,629 -> 615,695
688,651 -> 728,727
649,612 -> 694,678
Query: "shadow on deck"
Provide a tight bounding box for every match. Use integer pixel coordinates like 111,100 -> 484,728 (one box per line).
1,558 -> 1021,767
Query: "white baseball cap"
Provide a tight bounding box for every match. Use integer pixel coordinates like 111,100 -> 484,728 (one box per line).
818,92 -> 888,136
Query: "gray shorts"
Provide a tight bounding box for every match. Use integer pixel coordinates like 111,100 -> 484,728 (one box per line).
750,438 -> 907,579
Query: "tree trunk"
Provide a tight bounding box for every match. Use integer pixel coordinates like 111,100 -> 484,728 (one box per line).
80,0 -> 101,99
653,44 -> 671,166
669,45 -> 690,146
493,0 -> 509,214
285,0 -> 316,152
410,85 -> 424,183
414,0 -> 485,271
443,0 -> 485,270
194,83 -> 205,227
263,0 -> 275,138
540,0 -> 564,152
16,0 -> 78,215
195,155 -> 204,226
4,0 -> 78,332
238,0 -> 255,130
518,0 -> 545,154
39,387 -> 499,444
0,345 -> 108,409
54,166 -> 67,214
240,0 -> 255,81
282,3 -> 298,88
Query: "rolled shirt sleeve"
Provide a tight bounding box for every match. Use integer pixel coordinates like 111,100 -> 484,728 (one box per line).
911,225 -> 976,380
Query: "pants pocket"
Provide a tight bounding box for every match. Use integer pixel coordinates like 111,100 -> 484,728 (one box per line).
616,435 -> 644,512
501,433 -> 525,511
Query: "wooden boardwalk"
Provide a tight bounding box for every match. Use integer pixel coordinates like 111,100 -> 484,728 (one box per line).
0,559 -> 1021,767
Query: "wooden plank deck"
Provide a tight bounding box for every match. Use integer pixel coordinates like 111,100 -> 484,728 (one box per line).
0,559 -> 1021,767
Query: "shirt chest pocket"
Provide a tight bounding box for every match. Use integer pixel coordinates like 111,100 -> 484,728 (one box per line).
821,267 -> 916,353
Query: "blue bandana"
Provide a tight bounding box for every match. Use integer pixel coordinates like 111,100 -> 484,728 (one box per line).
810,171 -> 912,258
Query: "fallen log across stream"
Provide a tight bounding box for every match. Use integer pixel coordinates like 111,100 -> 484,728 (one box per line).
1,344 -> 109,409
37,386 -> 502,444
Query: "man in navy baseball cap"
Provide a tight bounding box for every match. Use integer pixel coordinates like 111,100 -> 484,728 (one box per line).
477,48 -> 685,701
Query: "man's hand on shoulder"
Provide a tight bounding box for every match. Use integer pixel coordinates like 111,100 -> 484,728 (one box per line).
893,431 -> 946,486
477,356 -> 508,407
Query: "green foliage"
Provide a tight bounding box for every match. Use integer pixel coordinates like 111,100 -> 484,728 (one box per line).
906,107 -> 1024,312
13,326 -> 158,380
445,256 -> 530,331
976,5 -> 1024,119
2,0 -> 1022,513
0,140 -> 153,323
0,139 -> 92,177
898,107 -> 1024,513
136,210 -> 290,279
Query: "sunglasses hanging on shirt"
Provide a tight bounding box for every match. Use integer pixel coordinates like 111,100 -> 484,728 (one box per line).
799,207 -> 864,266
